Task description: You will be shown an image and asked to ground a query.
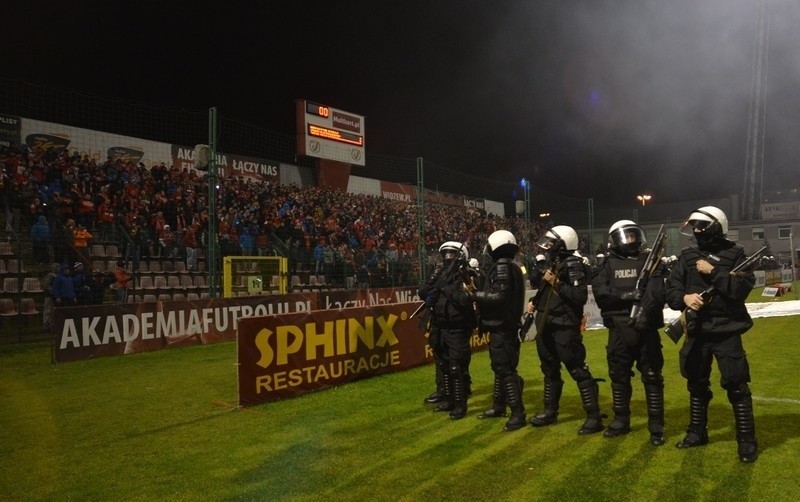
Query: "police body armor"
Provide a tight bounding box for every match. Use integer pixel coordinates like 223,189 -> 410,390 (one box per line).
601,253 -> 643,318
680,243 -> 752,335
477,257 -> 525,332
540,255 -> 587,327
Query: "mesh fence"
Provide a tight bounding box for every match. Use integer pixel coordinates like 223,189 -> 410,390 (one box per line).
0,77 -> 606,341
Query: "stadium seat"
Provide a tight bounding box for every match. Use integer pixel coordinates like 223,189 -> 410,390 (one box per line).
142,294 -> 157,303
167,275 -> 182,294
290,275 -> 302,290
3,277 -> 19,294
149,261 -> 162,274
20,297 -> 40,316
22,277 -> 43,294
174,261 -> 188,274
90,244 -> 106,258
0,298 -> 18,317
0,260 -> 6,274
186,292 -> 200,301
105,245 -> 119,259
193,275 -> 208,293
139,276 -> 155,291
152,275 -> 168,292
180,275 -> 197,291
6,259 -> 26,274
172,293 -> 186,302
0,242 -> 14,257
157,294 -> 172,302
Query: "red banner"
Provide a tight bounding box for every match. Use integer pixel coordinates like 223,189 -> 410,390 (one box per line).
236,303 -> 491,406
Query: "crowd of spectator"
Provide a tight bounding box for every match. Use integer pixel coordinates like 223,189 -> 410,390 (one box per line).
1,143 -> 566,294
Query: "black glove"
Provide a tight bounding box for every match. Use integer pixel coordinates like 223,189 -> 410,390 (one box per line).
633,311 -> 649,330
620,290 -> 642,302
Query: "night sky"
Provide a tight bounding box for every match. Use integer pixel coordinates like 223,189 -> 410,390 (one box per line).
5,0 -> 799,206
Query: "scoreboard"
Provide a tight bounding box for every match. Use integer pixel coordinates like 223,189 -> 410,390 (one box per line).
296,100 -> 366,166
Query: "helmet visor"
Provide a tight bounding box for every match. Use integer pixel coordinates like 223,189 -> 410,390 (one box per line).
680,217 -> 721,237
608,225 -> 646,251
537,235 -> 558,251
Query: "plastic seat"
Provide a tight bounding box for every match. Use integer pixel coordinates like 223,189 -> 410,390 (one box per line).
186,292 -> 200,301
157,293 -> 172,302
3,277 -> 19,294
180,275 -> 197,291
171,293 -> 186,302
174,261 -> 189,274
167,275 -> 182,293
0,242 -> 14,256
139,276 -> 155,291
142,294 -> 158,303
20,298 -> 40,316
0,298 -> 18,316
22,277 -> 43,293
290,275 -> 302,289
194,275 -> 209,294
152,275 -> 168,292
90,244 -> 106,258
6,259 -> 26,274
105,245 -> 119,259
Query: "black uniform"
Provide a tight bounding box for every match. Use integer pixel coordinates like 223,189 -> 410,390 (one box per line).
531,254 -> 605,434
418,260 -> 476,419
591,251 -> 666,443
666,242 -> 757,460
473,257 -> 526,430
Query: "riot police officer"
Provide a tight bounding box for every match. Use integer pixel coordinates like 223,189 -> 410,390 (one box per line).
666,206 -> 758,463
591,220 -> 666,445
470,230 -> 527,431
529,225 -> 605,435
418,241 -> 476,419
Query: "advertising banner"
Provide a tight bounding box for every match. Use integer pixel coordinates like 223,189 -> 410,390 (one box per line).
0,113 -> 22,149
53,294 -> 315,363
236,302 -> 491,406
52,286 -> 423,363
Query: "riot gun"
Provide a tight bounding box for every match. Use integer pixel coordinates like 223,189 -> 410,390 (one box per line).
410,249 -> 468,321
664,245 -> 767,343
628,225 -> 667,326
518,297 -> 537,342
534,254 -> 561,335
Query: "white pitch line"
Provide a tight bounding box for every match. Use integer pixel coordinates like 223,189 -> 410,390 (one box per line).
752,396 -> 800,405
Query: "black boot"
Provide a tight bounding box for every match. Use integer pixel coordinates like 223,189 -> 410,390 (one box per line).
676,390 -> 711,448
478,375 -> 507,419
434,369 -> 454,412
530,378 -> 562,427
503,375 -> 527,431
604,382 -> 632,438
730,389 -> 758,463
577,378 -> 605,435
449,365 -> 467,420
645,382 -> 666,446
424,364 -> 446,404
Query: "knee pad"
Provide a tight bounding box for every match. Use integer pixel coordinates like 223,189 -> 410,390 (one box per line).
641,368 -> 663,386
726,384 -> 751,403
608,366 -> 632,384
569,365 -> 592,383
